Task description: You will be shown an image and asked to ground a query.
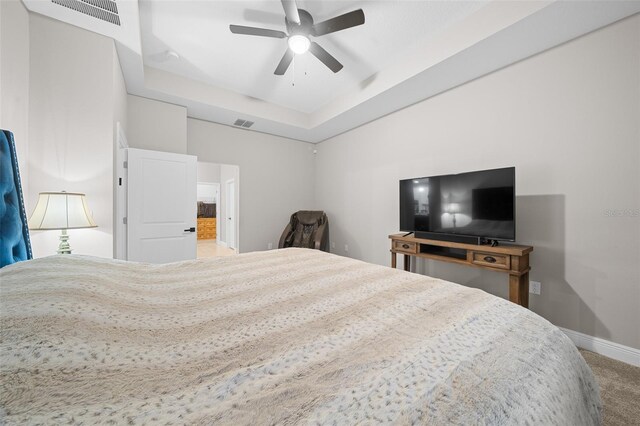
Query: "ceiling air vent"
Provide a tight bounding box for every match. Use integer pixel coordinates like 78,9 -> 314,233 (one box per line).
233,119 -> 254,128
51,0 -> 121,26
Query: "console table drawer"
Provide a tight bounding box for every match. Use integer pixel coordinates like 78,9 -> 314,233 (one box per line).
471,251 -> 510,269
393,240 -> 418,254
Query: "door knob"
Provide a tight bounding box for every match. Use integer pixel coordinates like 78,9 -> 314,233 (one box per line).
184,227 -> 196,233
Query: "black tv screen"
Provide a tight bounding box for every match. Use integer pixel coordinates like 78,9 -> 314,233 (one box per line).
399,167 -> 515,241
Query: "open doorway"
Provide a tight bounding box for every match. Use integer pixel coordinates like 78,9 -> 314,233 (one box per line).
197,161 -> 239,258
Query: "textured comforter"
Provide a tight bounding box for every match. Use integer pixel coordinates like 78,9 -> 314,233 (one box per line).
0,248 -> 601,425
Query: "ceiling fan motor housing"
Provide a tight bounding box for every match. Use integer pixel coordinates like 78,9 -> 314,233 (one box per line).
286,9 -> 314,36
229,2 -> 365,75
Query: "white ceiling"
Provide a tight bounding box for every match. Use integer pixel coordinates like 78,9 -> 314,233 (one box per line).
139,1 -> 488,113
22,0 -> 640,143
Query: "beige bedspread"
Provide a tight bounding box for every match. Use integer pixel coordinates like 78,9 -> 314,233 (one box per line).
0,248 -> 601,424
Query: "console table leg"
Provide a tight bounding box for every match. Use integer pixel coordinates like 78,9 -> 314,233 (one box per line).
391,252 -> 397,269
509,272 -> 529,308
403,254 -> 410,272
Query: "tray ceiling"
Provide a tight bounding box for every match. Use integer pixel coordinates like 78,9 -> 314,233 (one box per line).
139,1 -> 488,114
22,0 -> 640,143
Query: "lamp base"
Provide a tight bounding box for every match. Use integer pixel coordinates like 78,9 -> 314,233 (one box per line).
57,229 -> 72,255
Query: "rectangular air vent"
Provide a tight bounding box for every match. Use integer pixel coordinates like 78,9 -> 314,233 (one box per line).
233,119 -> 254,129
52,0 -> 121,26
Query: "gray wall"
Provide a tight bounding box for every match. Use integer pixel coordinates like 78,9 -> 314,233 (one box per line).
123,97 -> 316,254
197,161 -> 221,184
127,95 -> 187,153
0,0 -> 30,201
314,15 -> 640,349
27,13 -> 118,258
187,118 -> 316,253
1,6 -> 128,259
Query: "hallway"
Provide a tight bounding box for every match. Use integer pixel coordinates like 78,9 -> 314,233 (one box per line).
197,240 -> 236,258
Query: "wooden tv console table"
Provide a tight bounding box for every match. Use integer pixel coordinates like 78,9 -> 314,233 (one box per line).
389,234 -> 533,308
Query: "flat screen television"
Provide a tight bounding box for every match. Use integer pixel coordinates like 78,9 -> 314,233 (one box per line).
399,167 -> 515,244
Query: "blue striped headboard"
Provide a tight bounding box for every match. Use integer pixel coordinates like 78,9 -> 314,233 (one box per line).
0,129 -> 32,267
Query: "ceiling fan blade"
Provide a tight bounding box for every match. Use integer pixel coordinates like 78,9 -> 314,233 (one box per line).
281,0 -> 300,24
309,42 -> 343,73
229,25 -> 287,38
312,9 -> 365,36
274,48 -> 295,75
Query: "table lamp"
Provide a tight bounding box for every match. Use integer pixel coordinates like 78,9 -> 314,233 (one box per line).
28,191 -> 97,254
446,203 -> 460,228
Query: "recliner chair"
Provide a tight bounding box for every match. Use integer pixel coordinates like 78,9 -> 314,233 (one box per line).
278,211 -> 329,252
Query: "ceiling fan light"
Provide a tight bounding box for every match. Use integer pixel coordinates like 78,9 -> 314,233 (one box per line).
288,35 -> 310,54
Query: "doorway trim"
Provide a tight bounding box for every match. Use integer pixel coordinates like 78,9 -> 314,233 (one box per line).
196,181 -> 220,244
114,122 -> 128,260
225,178 -> 236,250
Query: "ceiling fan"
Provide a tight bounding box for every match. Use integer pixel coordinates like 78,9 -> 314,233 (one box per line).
229,0 -> 365,75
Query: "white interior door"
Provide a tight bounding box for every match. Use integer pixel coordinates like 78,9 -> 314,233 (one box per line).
226,179 -> 236,249
127,148 -> 197,263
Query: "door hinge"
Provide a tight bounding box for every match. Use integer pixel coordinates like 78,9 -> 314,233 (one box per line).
123,161 -> 128,169
122,217 -> 127,225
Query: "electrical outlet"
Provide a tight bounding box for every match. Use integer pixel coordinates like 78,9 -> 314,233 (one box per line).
344,244 -> 349,252
331,241 -> 335,249
530,281 -> 541,295
267,242 -> 273,250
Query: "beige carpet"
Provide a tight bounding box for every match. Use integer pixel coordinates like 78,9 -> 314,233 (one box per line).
580,349 -> 640,426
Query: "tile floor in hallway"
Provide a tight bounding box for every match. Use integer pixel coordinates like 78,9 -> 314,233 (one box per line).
197,240 -> 236,258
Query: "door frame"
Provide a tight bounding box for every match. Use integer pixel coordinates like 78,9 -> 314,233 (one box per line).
225,178 -> 237,250
196,181 -> 220,244
114,122 -> 128,260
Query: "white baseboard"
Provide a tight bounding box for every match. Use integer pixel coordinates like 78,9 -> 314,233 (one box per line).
217,240 -> 227,248
560,327 -> 640,367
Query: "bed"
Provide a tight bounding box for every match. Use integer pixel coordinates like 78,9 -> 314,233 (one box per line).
0,248 -> 601,424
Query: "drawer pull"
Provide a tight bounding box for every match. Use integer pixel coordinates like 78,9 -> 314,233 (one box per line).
402,244 -> 410,249
483,256 -> 497,263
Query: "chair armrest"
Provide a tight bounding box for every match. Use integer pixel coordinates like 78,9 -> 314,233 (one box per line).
314,223 -> 328,251
278,223 -> 292,248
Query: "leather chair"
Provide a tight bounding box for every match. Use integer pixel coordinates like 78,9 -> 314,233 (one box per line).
278,211 -> 329,252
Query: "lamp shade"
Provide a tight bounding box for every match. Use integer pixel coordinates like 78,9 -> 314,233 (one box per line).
446,203 -> 460,214
28,192 -> 97,230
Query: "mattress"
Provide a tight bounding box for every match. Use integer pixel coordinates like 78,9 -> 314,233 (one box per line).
0,248 -> 601,424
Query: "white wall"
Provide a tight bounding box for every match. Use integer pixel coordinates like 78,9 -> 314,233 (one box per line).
27,14 -> 115,258
315,15 -> 640,350
197,183 -> 217,203
0,0 -> 30,204
188,119 -> 316,253
127,95 -> 187,153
